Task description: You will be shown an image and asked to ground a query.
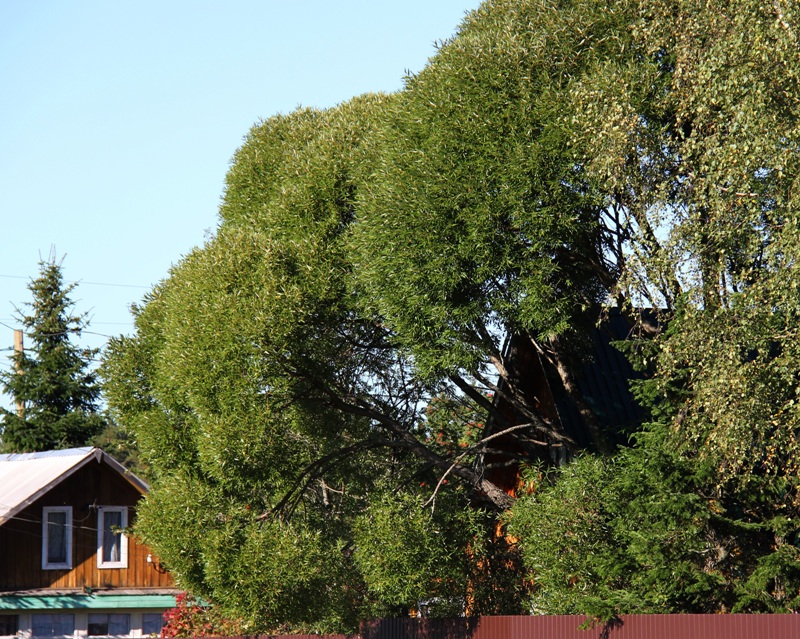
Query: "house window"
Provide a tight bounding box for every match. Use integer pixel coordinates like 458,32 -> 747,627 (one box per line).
97,507 -> 128,568
42,506 -> 72,569
0,615 -> 18,637
31,614 -> 74,638
87,614 -> 130,637
141,614 -> 164,637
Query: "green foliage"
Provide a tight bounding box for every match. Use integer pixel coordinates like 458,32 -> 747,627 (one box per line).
506,0 -> 800,616
1,256 -> 105,452
102,0 -> 800,629
643,286 -> 800,492
93,422 -> 149,478
103,93 -> 529,631
351,0 -> 628,378
352,490 -> 480,615
511,431 -> 800,618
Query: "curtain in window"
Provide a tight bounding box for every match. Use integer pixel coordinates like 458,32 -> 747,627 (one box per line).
141,614 -> 163,636
46,511 -> 67,564
102,511 -> 122,563
88,613 -> 130,637
31,614 -> 74,637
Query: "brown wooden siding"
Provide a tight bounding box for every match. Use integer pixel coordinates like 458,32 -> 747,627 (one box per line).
483,334 -> 564,497
0,459 -> 173,591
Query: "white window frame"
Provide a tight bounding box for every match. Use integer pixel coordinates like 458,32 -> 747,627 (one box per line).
42,506 -> 73,570
97,507 -> 128,569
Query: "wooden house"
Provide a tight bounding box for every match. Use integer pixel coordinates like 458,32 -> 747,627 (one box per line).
483,309 -> 650,496
0,448 -> 178,639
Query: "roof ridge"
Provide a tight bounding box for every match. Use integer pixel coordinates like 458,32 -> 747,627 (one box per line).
0,447 -> 95,462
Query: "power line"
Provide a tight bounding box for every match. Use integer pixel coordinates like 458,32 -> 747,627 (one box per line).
1,320 -> 132,338
84,331 -> 119,339
79,280 -> 149,289
0,274 -> 149,289
1,318 -> 133,328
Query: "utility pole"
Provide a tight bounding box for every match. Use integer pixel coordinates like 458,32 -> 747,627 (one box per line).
13,329 -> 24,419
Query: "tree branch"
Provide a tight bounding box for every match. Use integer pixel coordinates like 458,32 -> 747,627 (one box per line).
423,422 -> 537,511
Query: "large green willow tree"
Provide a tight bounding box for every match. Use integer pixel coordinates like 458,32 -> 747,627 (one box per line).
104,96 -> 500,631
103,0 -> 800,630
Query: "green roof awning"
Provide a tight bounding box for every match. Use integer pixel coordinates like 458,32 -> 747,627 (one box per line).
0,594 -> 177,611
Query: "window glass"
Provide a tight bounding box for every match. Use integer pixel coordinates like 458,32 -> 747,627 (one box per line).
88,614 -> 130,637
31,614 -> 74,637
141,614 -> 164,637
102,511 -> 122,563
97,507 -> 128,568
42,507 -> 72,569
46,511 -> 67,563
0,615 -> 18,636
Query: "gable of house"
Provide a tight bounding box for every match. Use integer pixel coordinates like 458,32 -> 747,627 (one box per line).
482,309 -> 651,495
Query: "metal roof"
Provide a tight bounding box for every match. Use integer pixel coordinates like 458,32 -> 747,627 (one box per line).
361,614 -> 800,639
551,310 -> 647,446
0,447 -> 148,526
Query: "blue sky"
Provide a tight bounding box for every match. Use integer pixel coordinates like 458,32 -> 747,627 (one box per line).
0,1 -> 481,399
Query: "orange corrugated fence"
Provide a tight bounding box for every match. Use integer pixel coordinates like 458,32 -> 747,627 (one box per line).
208,614 -> 800,639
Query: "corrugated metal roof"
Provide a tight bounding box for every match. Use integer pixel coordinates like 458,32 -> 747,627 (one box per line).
552,310 -> 647,445
0,447 -> 148,526
360,615 -> 800,639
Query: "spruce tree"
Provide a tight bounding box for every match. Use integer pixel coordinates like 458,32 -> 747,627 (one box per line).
0,256 -> 105,452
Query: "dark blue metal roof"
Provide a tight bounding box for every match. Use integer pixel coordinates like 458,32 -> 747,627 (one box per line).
550,310 -> 648,448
